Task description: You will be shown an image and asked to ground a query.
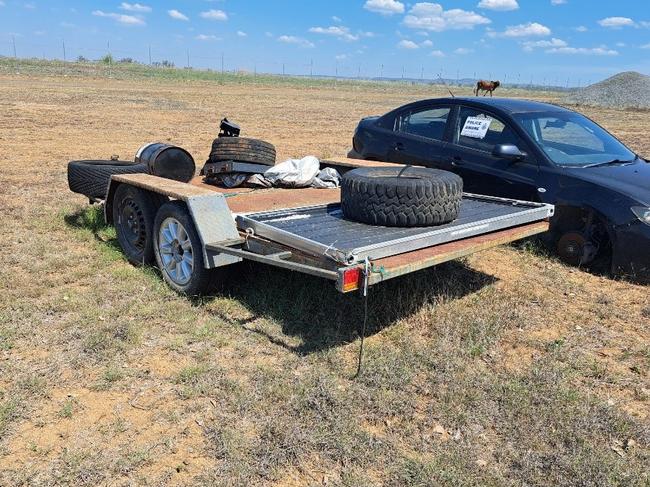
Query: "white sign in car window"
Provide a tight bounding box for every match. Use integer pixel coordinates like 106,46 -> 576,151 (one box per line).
461,116 -> 492,139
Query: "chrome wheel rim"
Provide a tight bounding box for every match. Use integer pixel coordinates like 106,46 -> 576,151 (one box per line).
158,217 -> 194,286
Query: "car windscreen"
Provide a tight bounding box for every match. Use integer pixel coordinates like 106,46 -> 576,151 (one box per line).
513,111 -> 636,167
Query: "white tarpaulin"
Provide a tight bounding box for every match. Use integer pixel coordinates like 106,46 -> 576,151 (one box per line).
206,156 -> 341,189
264,156 -> 321,187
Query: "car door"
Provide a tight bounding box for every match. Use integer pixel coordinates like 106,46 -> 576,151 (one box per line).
386,104 -> 452,168
446,105 -> 541,201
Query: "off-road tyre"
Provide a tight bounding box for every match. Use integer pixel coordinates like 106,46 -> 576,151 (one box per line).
68,160 -> 147,200
153,201 -> 227,296
209,137 -> 276,166
341,166 -> 463,227
113,185 -> 167,266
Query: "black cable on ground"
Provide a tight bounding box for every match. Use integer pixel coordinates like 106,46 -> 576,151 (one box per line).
354,259 -> 371,379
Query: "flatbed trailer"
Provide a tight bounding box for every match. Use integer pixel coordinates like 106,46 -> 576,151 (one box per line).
104,157 -> 554,294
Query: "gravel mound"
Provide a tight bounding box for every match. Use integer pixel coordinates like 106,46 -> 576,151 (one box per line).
565,71 -> 650,109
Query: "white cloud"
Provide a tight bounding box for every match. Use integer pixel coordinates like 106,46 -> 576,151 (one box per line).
575,25 -> 588,32
477,0 -> 519,11
421,39 -> 433,47
332,16 -> 342,22
397,39 -> 419,49
404,3 -> 490,32
335,54 -> 348,60
168,9 -> 188,21
550,0 -> 567,4
120,3 -> 151,13
547,46 -> 618,55
363,0 -> 405,16
598,17 -> 635,28
309,26 -> 359,41
640,43 -> 650,49
522,37 -> 566,50
237,31 -> 247,37
615,42 -> 626,47
454,47 -> 474,54
200,9 -> 227,21
92,10 -> 145,26
489,21 -> 551,37
430,49 -> 445,57
277,35 -> 314,48
195,34 -> 218,41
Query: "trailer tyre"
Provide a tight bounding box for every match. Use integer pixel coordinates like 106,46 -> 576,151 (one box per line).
209,137 -> 276,166
68,160 -> 147,200
113,184 -> 167,266
153,201 -> 224,295
341,166 -> 463,227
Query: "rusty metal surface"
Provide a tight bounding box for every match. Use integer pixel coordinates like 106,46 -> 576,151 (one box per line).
112,173 -> 214,200
185,157 -> 406,213
320,157 -> 404,170
226,188 -> 341,214
367,221 -> 549,284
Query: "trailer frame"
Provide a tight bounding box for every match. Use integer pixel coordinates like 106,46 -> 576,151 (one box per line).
105,161 -> 553,294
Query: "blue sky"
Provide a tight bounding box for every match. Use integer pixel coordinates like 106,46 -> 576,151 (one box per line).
1,0 -> 649,85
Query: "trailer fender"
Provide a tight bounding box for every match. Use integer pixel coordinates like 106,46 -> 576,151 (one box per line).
105,174 -> 242,269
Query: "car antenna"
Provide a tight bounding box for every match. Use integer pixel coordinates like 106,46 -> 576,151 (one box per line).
436,71 -> 455,97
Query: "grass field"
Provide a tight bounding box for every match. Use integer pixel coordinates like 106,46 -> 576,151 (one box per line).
0,60 -> 648,486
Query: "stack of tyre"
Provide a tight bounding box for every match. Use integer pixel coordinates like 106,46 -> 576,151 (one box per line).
202,137 -> 276,179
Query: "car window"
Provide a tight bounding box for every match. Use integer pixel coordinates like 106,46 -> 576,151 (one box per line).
399,106 -> 450,141
455,107 -> 525,154
513,112 -> 636,167
537,117 -> 604,152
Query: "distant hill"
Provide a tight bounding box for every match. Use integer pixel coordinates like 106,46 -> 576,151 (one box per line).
565,71 -> 650,109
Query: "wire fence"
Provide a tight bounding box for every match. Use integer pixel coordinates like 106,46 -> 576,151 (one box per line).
2,36 -> 589,90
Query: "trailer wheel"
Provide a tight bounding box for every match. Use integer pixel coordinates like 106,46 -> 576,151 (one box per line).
209,137 -> 276,166
153,201 -> 222,295
341,166 -> 463,227
113,185 -> 166,266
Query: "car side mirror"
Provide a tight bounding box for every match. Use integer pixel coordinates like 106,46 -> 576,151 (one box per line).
493,144 -> 526,162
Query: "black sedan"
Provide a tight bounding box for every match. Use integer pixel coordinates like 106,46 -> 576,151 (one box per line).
350,97 -> 650,280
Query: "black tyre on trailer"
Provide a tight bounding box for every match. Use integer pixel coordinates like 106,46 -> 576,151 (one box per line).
67,160 -> 147,200
341,166 -> 463,227
112,184 -> 167,266
209,137 -> 276,166
153,201 -> 226,295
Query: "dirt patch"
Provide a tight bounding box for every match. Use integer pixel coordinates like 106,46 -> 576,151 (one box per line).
1,66 -> 648,485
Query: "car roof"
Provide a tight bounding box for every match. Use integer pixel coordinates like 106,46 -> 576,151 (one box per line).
411,97 -> 572,114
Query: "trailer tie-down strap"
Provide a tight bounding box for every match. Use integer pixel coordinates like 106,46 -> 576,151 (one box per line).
354,258 -> 371,379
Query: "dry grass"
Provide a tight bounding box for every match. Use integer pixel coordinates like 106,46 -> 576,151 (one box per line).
0,61 -> 648,486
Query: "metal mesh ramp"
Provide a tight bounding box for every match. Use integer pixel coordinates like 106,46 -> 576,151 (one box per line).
236,194 -> 554,265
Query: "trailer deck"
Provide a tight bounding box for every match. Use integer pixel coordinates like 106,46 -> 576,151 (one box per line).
107,157 -> 554,293
237,196 -> 552,265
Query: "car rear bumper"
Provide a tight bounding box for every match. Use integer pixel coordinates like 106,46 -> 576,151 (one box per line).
612,221 -> 650,282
